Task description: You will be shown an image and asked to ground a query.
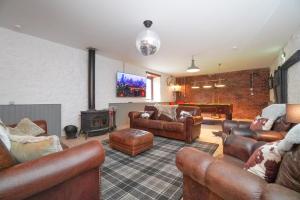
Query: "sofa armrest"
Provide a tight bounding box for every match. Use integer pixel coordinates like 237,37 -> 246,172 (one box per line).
0,140 -> 105,200
176,147 -> 266,200
185,116 -> 202,143
222,120 -> 251,134
128,111 -> 142,119
186,116 -> 203,125
255,130 -> 286,142
224,135 -> 264,162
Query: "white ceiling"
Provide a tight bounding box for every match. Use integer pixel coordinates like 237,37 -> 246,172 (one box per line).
0,0 -> 300,76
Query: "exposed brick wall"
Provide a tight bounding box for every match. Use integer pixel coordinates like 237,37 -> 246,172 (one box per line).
176,68 -> 270,119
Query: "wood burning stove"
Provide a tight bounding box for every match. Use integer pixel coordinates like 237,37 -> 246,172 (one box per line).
80,48 -> 115,137
81,110 -> 110,137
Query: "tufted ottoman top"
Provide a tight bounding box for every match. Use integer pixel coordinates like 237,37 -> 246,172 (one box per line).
109,128 -> 153,146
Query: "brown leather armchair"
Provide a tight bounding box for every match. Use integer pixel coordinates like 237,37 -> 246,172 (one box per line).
176,135 -> 300,200
0,120 -> 105,200
222,115 -> 293,142
129,106 -> 202,143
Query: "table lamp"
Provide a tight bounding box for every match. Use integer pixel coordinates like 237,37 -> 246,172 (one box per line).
286,104 -> 300,123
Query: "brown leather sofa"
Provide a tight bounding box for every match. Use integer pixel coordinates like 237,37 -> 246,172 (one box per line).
129,105 -> 202,143
176,134 -> 300,200
222,115 -> 293,142
0,120 -> 105,200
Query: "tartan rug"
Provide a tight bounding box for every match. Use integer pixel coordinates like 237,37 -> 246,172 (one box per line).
101,137 -> 218,200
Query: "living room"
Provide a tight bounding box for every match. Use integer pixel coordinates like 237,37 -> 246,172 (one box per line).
0,0 -> 300,200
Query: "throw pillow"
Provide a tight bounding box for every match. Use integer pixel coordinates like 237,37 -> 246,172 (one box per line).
139,111 -> 154,119
179,110 -> 193,118
261,104 -> 286,121
0,119 -> 11,150
250,116 -> 275,131
144,105 -> 159,119
244,142 -> 282,183
154,104 -> 178,121
250,117 -> 269,131
15,118 -> 45,136
278,124 -> 300,153
0,139 -> 16,170
10,135 -> 63,162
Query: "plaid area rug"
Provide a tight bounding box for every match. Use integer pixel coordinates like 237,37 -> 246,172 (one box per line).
101,137 -> 218,200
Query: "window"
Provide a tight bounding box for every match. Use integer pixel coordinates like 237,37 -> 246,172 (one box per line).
146,77 -> 153,100
146,72 -> 161,101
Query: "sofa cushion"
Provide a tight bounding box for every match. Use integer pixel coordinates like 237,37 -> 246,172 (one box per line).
158,114 -> 174,122
162,122 -> 184,133
134,118 -> 164,130
0,139 -> 16,170
276,145 -> 300,193
244,142 -> 282,183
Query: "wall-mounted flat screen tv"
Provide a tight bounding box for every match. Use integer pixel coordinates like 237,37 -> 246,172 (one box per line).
116,72 -> 146,97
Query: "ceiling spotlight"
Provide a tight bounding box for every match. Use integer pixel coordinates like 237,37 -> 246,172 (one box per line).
186,56 -> 200,73
136,20 -> 160,56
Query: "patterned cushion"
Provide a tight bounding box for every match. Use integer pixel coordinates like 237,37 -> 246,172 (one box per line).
139,111 -> 154,119
177,110 -> 193,122
244,142 -> 282,183
250,116 -> 275,131
250,117 -> 268,131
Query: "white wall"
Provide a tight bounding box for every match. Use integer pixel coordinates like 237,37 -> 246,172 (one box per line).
0,27 -> 173,133
270,28 -> 300,103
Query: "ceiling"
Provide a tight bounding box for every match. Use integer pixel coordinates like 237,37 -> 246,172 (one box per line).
0,0 -> 300,76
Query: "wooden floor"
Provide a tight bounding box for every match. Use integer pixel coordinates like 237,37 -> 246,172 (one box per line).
61,124 -> 223,157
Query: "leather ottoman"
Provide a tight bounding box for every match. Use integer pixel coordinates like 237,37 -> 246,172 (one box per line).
109,128 -> 153,156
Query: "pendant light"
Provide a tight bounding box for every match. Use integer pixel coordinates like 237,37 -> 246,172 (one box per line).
136,20 -> 160,56
191,82 -> 200,89
186,56 -> 200,73
214,63 -> 226,88
203,81 -> 212,89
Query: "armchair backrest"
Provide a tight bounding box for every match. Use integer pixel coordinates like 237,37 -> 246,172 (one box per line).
276,144 -> 300,193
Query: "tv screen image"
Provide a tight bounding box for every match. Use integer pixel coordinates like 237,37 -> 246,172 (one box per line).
116,72 -> 146,97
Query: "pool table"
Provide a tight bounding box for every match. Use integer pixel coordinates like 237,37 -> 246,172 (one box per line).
178,103 -> 233,120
